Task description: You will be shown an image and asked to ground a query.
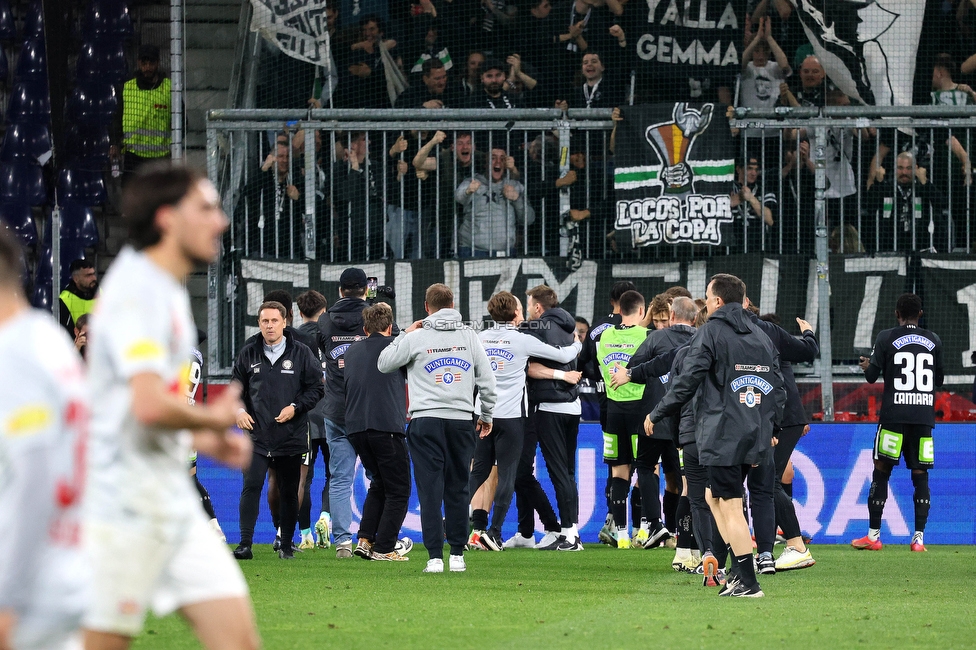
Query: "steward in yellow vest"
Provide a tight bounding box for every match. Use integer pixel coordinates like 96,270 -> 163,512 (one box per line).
58,258 -> 98,337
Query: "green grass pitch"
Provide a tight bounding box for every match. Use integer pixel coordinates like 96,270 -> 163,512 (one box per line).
133,544 -> 973,649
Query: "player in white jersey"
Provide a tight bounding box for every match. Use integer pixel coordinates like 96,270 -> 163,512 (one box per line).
0,229 -> 88,650
82,164 -> 258,650
467,291 -> 582,551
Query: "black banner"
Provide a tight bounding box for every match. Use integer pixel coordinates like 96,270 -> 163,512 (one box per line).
230,254 -> 976,380
613,103 -> 736,247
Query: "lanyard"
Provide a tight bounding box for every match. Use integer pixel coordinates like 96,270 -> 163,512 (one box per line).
583,79 -> 601,107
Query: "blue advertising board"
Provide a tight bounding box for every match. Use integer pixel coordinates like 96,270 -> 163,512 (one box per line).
199,423 -> 976,545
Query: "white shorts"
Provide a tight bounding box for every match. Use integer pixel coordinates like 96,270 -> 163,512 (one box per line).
83,513 -> 248,636
14,615 -> 82,650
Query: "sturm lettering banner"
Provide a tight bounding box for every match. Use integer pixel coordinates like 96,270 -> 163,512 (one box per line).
200,422 -> 976,544
229,254 -> 976,379
613,103 -> 737,247
250,0 -> 338,99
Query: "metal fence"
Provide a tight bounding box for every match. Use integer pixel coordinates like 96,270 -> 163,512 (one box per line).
205,105 -> 976,420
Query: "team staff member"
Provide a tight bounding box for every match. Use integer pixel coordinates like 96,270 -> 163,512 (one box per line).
595,290 -> 649,548
0,228 -> 89,650
470,291 -> 582,551
378,283 -> 497,574
83,164 -> 257,648
315,268 -> 370,558
523,285 -> 586,551
746,309 -> 819,571
232,301 -> 324,560
647,274 -> 785,598
344,303 -> 412,561
854,293 -> 944,552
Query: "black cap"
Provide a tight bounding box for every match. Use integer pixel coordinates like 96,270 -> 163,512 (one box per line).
138,44 -> 160,62
339,267 -> 367,288
481,58 -> 506,74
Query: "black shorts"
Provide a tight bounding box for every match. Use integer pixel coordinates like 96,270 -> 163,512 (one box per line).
603,402 -> 645,466
636,436 -> 680,476
706,464 -> 750,499
873,423 -> 934,470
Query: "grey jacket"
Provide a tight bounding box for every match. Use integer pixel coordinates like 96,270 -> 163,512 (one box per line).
377,308 -> 497,422
456,175 -> 535,253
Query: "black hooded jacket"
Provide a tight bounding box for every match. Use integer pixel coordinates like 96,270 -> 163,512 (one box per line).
315,297 -> 368,426
747,313 -> 820,428
649,303 -> 786,467
232,329 -> 324,456
524,306 -> 579,404
669,344 -> 696,447
627,324 -> 696,441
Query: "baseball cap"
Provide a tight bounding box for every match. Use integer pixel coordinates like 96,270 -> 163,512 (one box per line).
481,58 -> 506,75
138,44 -> 160,62
339,267 -> 367,288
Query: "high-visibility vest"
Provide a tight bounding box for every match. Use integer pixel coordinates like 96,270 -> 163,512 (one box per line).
59,289 -> 95,325
122,77 -> 172,158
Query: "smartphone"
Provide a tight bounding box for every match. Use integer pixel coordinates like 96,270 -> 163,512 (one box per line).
366,276 -> 378,300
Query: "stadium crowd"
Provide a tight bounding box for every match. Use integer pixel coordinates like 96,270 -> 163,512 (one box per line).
238,0 -> 976,261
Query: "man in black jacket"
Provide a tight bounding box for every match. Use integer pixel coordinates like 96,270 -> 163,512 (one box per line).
612,296 -> 698,556
344,303 -> 411,561
647,274 -> 786,598
749,309 -> 819,572
232,301 -> 324,560
315,267 -> 369,558
523,285 -> 585,551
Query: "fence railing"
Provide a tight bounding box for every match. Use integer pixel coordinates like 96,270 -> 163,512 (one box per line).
205,106 -> 976,420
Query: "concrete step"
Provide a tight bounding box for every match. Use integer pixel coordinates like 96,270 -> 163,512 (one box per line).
185,48 -> 236,90
184,22 -> 240,49
140,4 -> 242,23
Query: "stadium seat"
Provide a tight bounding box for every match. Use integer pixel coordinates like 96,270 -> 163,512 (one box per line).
30,279 -> 51,309
15,38 -> 45,81
0,0 -> 15,41
0,122 -> 52,163
0,201 -> 37,247
53,203 -> 99,247
35,239 -> 89,287
0,47 -> 7,84
0,161 -> 46,205
64,81 -> 118,124
57,167 -> 106,205
64,123 -> 110,166
6,81 -> 51,124
76,41 -> 129,85
21,1 -> 43,40
82,0 -> 134,39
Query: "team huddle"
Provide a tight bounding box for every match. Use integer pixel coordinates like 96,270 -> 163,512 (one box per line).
0,162 -> 947,647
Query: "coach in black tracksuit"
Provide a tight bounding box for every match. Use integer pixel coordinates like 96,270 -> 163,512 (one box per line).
233,301 -> 324,559
343,303 -> 410,559
749,311 -> 819,561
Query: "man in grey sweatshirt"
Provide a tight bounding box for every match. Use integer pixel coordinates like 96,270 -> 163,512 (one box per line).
377,283 -> 497,573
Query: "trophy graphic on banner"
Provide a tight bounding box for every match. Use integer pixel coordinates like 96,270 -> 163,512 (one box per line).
644,102 -> 713,194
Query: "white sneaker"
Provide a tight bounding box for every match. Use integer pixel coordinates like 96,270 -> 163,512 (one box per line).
449,554 -> 466,572
503,533 -> 535,548
423,558 -> 444,573
209,518 -> 225,542
775,545 -> 815,571
535,531 -> 561,550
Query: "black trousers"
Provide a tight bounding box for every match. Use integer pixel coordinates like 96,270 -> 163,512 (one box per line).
772,424 -> 805,540
299,437 -> 331,530
467,417 -> 524,535
349,429 -> 411,554
534,409 -> 581,528
407,417 -> 476,559
747,448 -> 776,555
682,442 -> 721,556
514,415 -> 560,537
238,452 -> 303,548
